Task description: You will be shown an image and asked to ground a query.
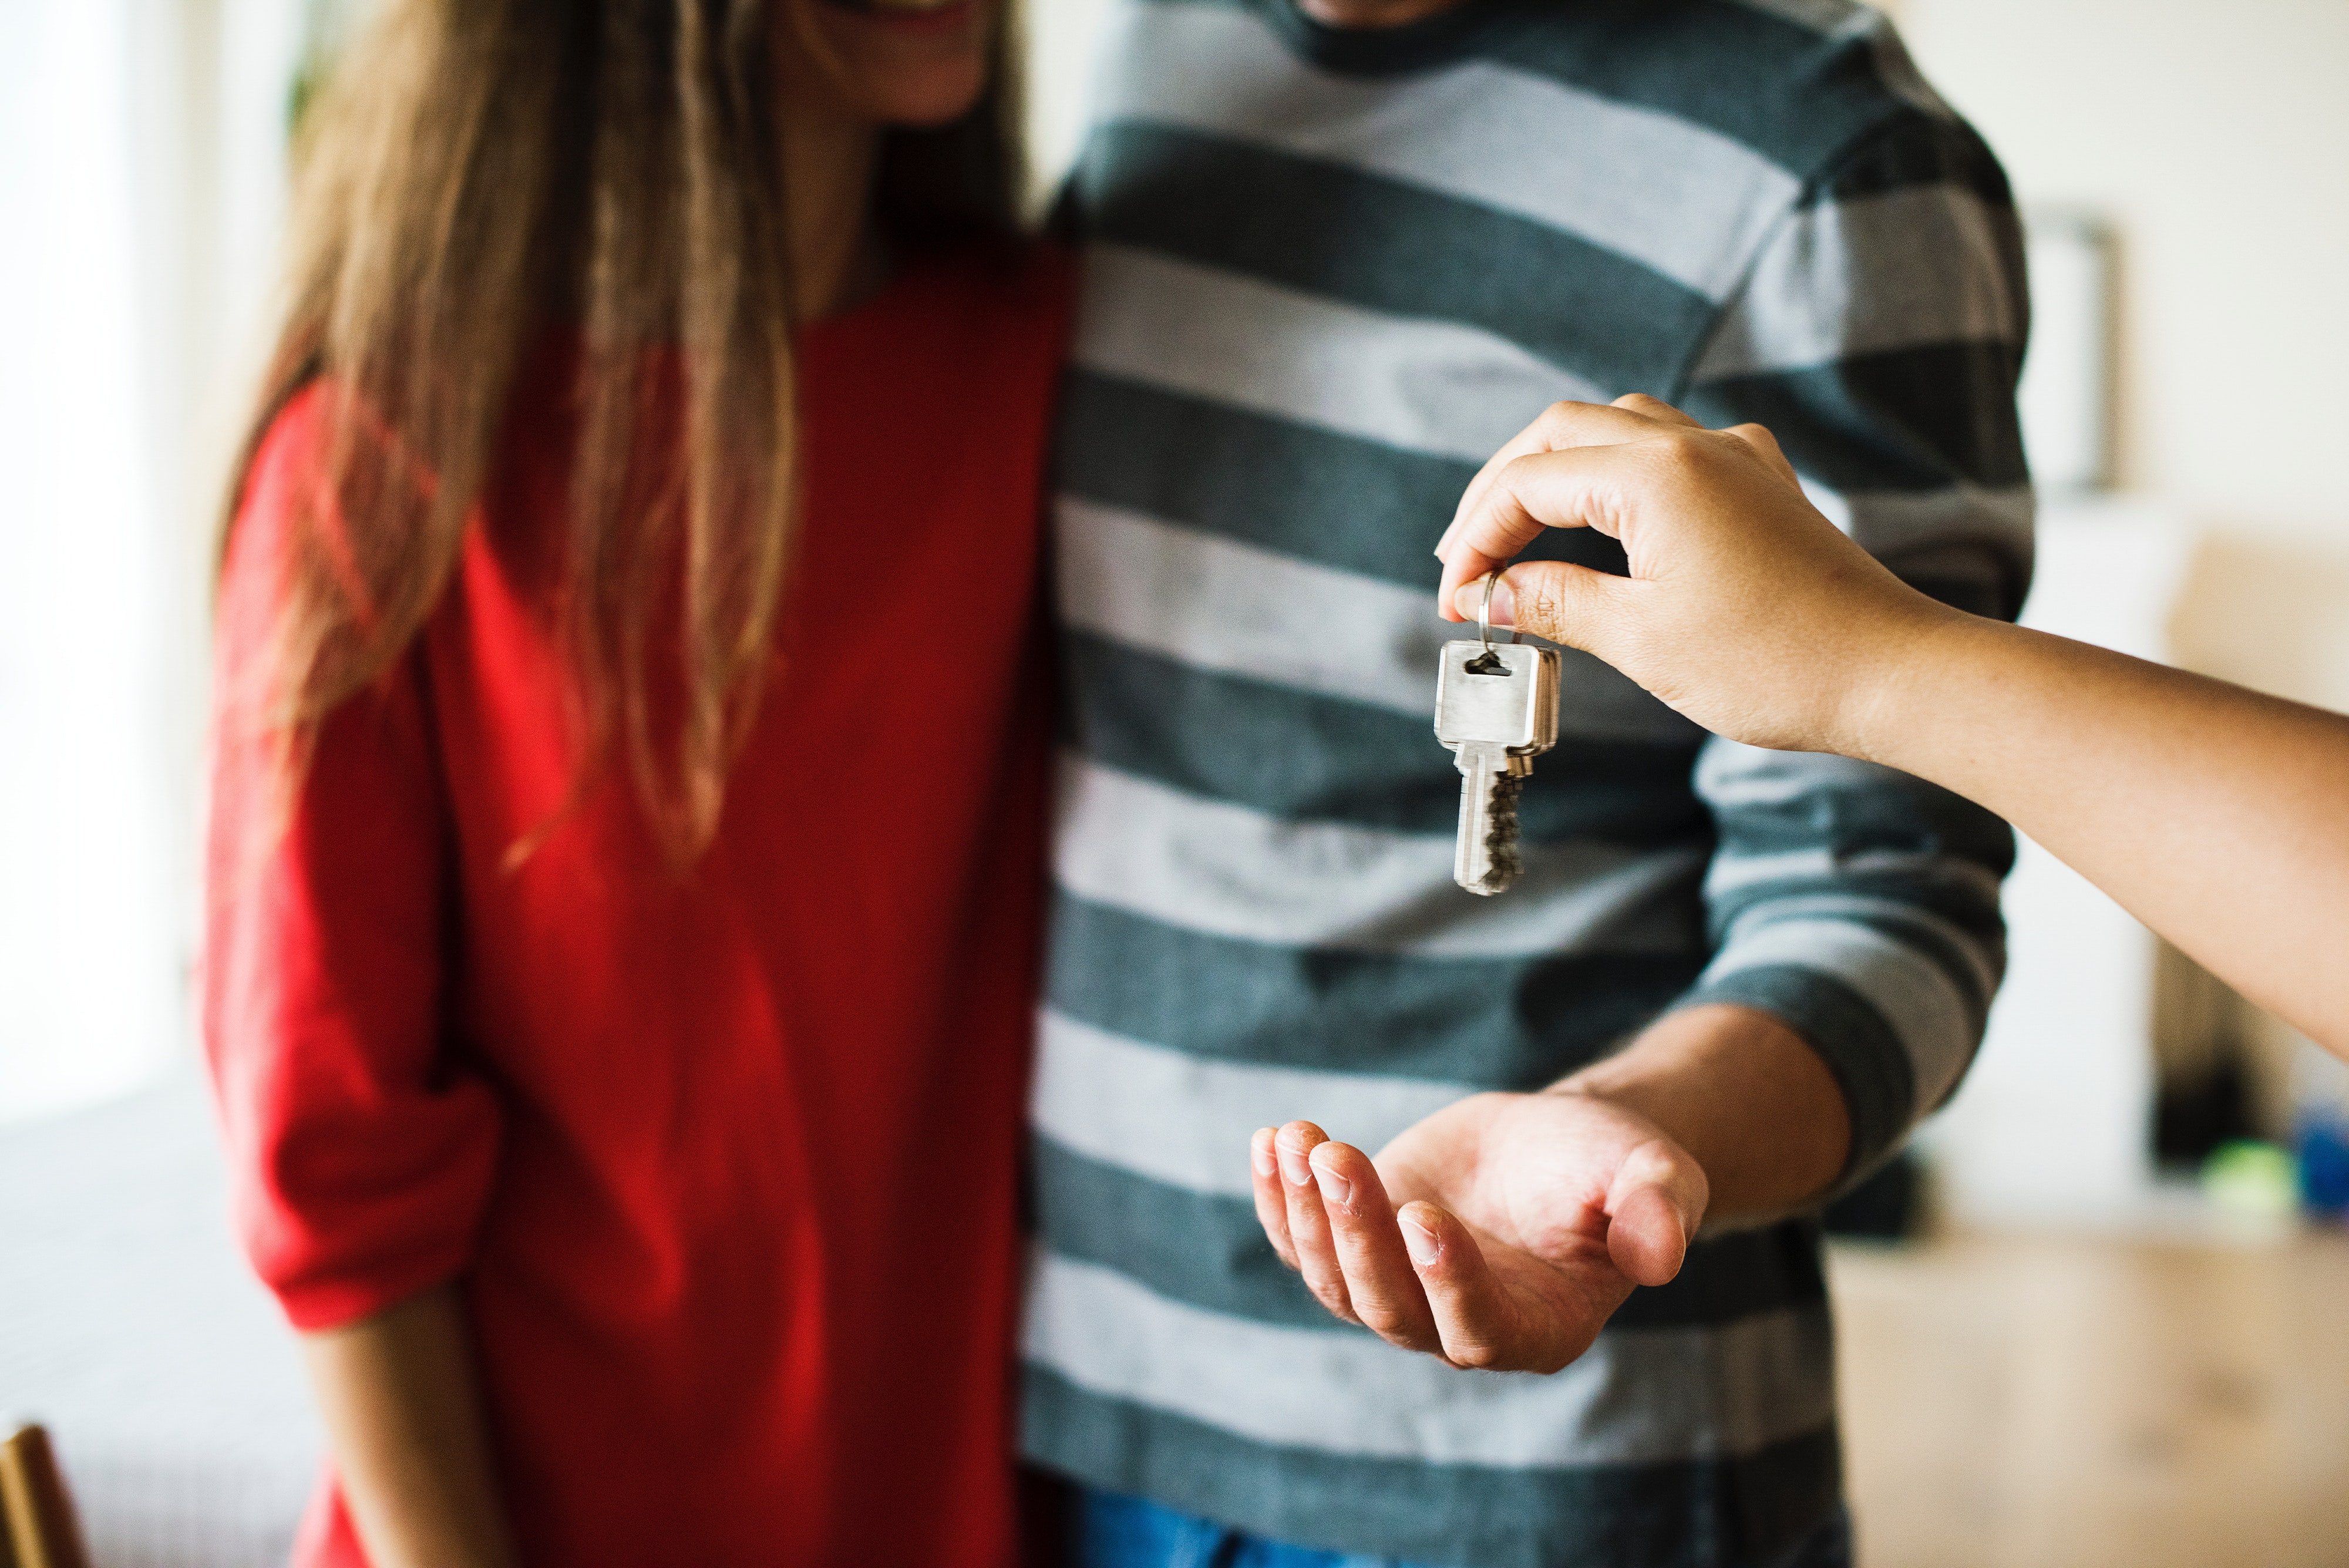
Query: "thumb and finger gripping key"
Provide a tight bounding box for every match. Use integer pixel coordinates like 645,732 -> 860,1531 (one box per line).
1436,572 -> 1560,896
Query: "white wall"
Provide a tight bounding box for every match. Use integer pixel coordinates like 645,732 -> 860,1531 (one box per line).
1896,0 -> 2349,1142
1895,0 -> 2349,713
0,2 -> 189,1122
1021,0 -> 1115,208
0,0 -> 303,1123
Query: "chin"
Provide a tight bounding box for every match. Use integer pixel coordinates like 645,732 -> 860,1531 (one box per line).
807,0 -> 995,127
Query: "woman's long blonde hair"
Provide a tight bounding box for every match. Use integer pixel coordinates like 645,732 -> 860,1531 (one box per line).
225,0 -> 1017,858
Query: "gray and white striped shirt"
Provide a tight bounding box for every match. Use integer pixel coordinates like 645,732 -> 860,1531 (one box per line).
1024,1 -> 2030,1562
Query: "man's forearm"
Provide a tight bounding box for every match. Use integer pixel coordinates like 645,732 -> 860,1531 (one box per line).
301,1285 -> 518,1568
1553,1002 -> 1850,1225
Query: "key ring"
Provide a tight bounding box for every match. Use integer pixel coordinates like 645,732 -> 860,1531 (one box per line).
1477,570 -> 1520,652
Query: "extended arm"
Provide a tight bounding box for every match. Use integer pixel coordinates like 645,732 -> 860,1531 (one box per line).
302,1287 -> 519,1568
1438,398 -> 2349,1055
1864,615 -> 2349,1049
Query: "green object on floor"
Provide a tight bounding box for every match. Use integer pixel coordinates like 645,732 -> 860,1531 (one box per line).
2201,1139 -> 2301,1218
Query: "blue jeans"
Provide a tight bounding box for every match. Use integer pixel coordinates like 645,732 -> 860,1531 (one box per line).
1069,1488 -> 1855,1568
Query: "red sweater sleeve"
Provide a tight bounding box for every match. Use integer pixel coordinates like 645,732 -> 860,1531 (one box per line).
203,387 -> 503,1333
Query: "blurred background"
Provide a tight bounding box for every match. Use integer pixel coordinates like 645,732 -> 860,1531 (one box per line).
2,0 -> 2345,1563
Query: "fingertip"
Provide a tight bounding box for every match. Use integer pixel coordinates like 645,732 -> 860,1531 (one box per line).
1623,1139 -> 1709,1237
1617,1243 -> 1683,1290
1401,1205 -> 1523,1371
1308,1143 -> 1355,1213
1435,557 -> 1480,623
1250,1138 -> 1300,1271
1277,1121 -> 1328,1177
1398,1200 -> 1450,1268
1310,1139 -> 1383,1200
1250,1127 -> 1277,1180
1450,577 -> 1513,626
1608,1186 -> 1691,1288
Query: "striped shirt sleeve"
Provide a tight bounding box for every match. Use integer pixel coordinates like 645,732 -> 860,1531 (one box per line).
1672,110 -> 2030,1178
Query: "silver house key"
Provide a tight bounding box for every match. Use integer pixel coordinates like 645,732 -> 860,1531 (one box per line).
1435,573 -> 1560,896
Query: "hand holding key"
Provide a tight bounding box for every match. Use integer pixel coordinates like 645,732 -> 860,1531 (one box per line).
1248,1095 -> 1706,1374
1431,393 -> 1949,759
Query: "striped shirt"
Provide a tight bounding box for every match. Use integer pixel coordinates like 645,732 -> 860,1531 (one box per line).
1022,1 -> 2030,1563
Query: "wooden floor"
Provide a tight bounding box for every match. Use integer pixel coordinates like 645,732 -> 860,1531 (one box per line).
1830,1228 -> 2349,1568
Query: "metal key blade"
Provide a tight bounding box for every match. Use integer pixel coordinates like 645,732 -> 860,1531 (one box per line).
1435,638 -> 1561,897
1455,742 -> 1529,895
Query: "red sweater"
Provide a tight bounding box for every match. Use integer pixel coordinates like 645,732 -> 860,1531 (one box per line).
203,251 -> 1068,1567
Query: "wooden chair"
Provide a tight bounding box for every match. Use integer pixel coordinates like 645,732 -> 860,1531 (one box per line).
0,1424 -> 92,1568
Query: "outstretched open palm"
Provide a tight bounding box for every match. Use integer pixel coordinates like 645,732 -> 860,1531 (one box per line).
1251,1091 -> 1707,1374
